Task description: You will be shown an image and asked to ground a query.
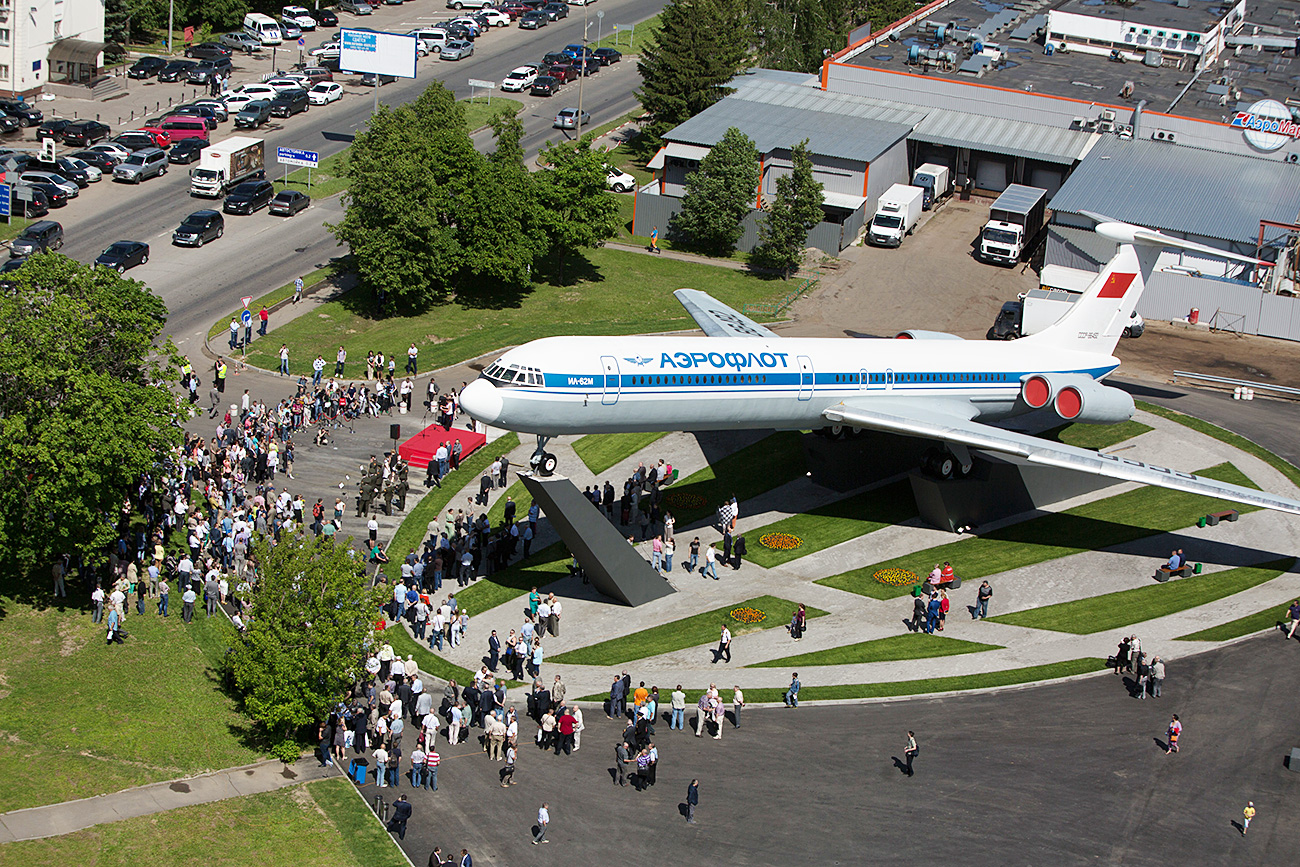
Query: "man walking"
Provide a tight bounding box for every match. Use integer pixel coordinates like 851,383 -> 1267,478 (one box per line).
904,731 -> 918,777
532,803 -> 549,844
1151,656 -> 1165,698
386,794 -> 412,840
686,779 -> 699,823
974,581 -> 993,619
1242,801 -> 1256,836
488,630 -> 500,672
293,276 -> 304,303
426,748 -> 440,791
716,624 -> 732,663
335,346 -> 347,377
703,542 -> 720,580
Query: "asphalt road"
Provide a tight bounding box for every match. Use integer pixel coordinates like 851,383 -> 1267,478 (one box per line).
47,0 -> 661,349
384,635 -> 1300,866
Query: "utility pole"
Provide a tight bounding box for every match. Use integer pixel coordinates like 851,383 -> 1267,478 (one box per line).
167,0 -> 174,54
577,0 -> 589,136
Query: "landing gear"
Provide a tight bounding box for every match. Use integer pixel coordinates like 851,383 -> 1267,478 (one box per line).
530,435 -> 558,477
921,444 -> 973,480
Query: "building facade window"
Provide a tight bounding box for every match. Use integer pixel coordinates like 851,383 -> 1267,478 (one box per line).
0,28 -> 10,46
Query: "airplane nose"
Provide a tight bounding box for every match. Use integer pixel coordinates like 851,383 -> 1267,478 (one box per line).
460,379 -> 503,425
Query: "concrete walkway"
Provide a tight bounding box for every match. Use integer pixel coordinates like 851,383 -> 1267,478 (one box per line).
0,757 -> 339,844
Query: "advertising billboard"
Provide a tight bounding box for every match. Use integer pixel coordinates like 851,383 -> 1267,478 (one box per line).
340,29 -> 418,79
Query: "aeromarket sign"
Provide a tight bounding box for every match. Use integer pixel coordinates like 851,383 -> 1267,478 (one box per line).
1230,99 -> 1299,151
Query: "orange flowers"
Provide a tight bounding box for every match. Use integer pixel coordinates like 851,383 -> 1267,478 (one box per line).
758,532 -> 803,551
874,568 -> 920,587
730,606 -> 767,624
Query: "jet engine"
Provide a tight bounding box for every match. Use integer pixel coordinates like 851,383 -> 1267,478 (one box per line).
894,330 -> 964,340
1019,373 -> 1134,424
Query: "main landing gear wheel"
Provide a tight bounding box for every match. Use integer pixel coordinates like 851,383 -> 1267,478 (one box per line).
530,435 -> 557,476
922,448 -> 969,481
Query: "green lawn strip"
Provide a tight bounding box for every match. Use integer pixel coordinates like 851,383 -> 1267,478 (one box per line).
0,599 -> 261,811
0,216 -> 32,243
573,430 -> 669,475
743,480 -> 917,569
0,777 -> 407,867
452,541 -> 570,613
272,149 -> 349,200
387,432 -> 520,558
592,14 -> 660,54
1174,603 -> 1295,642
574,658 -> 1106,703
1137,399 -> 1300,489
382,621 -> 521,687
586,108 -> 642,141
747,633 -> 1003,668
242,246 -> 785,376
461,96 -> 523,132
486,478 -> 533,527
207,265 -> 333,342
664,431 -> 807,526
990,558 -> 1294,634
818,462 -> 1260,601
550,595 -> 826,667
1042,419 -> 1154,450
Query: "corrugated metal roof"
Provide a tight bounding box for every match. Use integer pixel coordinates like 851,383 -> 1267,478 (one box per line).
1049,136 -> 1300,244
665,79 -> 923,162
912,111 -> 1096,165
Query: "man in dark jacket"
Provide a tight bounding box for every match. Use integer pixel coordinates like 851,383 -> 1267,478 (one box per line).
387,794 -> 412,839
732,536 -> 746,569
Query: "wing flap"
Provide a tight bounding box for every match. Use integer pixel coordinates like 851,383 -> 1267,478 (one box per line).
674,288 -> 779,339
824,399 -> 1300,516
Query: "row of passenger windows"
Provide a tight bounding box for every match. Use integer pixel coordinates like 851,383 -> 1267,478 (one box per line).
629,374 -> 770,386
621,372 -> 1013,387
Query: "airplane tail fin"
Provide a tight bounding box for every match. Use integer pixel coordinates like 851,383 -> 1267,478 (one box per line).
1023,219 -> 1261,357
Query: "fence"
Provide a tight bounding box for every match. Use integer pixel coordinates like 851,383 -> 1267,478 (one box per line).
742,277 -> 818,318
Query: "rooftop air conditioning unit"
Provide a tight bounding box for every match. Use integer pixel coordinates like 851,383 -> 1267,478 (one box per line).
1100,108 -> 1117,122
1152,129 -> 1177,142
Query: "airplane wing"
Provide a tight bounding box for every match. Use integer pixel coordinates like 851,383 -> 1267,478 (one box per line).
823,398 -> 1300,516
673,288 -> 780,339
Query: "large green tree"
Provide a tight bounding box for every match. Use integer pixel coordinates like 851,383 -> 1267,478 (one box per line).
0,255 -> 180,571
535,135 -> 621,284
750,0 -> 918,72
637,0 -> 752,141
752,140 -> 825,275
226,536 -> 382,762
668,126 -> 759,255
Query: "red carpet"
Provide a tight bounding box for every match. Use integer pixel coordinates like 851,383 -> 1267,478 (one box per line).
398,423 -> 488,470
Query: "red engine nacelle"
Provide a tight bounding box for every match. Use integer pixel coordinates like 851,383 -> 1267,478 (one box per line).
1021,374 -> 1052,409
1019,373 -> 1133,424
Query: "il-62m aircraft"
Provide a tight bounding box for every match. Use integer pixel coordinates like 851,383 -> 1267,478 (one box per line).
459,218 -> 1300,517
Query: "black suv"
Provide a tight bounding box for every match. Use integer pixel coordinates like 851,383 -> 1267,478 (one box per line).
184,42 -> 232,61
61,120 -> 111,146
0,98 -> 42,126
187,57 -> 233,84
223,179 -> 276,214
173,210 -> 225,246
128,56 -> 168,79
158,59 -> 198,82
10,220 -> 63,256
36,118 -> 73,141
269,88 -> 309,117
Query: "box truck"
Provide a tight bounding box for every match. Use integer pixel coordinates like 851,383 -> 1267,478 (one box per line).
987,266 -> 1144,339
911,163 -> 951,210
977,184 -> 1047,265
867,183 -> 924,248
190,136 -> 265,197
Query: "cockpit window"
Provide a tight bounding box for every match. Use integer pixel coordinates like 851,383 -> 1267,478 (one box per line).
482,360 -> 544,388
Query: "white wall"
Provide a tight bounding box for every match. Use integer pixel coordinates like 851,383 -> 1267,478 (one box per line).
3,0 -> 104,94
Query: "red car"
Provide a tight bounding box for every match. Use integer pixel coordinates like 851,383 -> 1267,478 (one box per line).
135,126 -> 173,148
547,63 -> 578,84
497,3 -> 525,18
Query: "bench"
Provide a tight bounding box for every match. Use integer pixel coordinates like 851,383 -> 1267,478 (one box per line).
1202,509 -> 1240,527
1155,564 -> 1193,582
913,576 -> 962,594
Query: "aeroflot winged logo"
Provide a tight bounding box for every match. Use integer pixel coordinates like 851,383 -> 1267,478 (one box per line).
623,356 -> 654,366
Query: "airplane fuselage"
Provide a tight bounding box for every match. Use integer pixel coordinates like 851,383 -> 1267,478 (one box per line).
461,335 -> 1120,436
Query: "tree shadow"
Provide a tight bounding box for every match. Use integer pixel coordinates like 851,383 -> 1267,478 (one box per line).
530,249 -> 604,290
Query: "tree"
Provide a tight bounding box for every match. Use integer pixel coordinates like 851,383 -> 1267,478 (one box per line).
749,0 -> 917,73
668,126 -> 759,255
0,255 -> 181,571
637,0 -> 752,140
226,536 -> 382,762
329,83 -> 480,314
535,135 -> 621,284
752,140 -> 824,275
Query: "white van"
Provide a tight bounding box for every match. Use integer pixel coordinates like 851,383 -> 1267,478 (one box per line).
243,13 -> 283,45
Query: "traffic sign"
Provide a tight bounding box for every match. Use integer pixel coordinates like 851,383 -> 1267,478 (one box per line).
240,295 -> 253,308
0,184 -> 11,218
13,185 -> 31,202
298,36 -> 305,47
467,79 -> 495,90
241,309 -> 253,326
276,146 -> 319,168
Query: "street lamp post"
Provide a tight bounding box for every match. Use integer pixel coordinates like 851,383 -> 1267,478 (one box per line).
577,1 -> 589,137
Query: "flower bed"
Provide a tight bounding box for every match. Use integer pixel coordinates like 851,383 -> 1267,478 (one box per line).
874,567 -> 920,587
665,491 -> 707,510
729,606 -> 767,624
758,532 -> 803,551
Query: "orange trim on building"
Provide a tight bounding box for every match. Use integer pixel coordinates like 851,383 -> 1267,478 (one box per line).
756,155 -> 765,210
861,163 -> 870,198
821,59 -> 829,90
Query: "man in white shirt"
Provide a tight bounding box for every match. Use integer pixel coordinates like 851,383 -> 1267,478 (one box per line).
717,626 -> 732,663
430,609 -> 445,651
393,580 -> 407,620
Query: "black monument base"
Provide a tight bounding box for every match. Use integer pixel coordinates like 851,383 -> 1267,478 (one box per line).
518,472 -> 673,607
803,429 -> 937,493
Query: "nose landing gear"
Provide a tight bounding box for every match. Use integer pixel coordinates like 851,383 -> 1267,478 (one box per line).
530,435 -> 558,476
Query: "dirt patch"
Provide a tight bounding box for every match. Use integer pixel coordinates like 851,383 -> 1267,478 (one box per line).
1115,322 -> 1300,387
58,619 -> 89,658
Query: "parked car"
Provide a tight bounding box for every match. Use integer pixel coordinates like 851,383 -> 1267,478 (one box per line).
282,6 -> 318,29
35,118 -> 72,141
0,98 -> 42,126
230,83 -> 278,100
13,189 -> 48,217
448,16 -> 483,35
265,77 -> 306,94
186,57 -> 232,85
168,138 -> 209,164
541,2 -> 568,18
223,179 -> 276,214
95,240 -> 150,272
173,209 -> 225,246
479,8 -> 510,25
0,256 -> 29,287
114,130 -> 164,151
498,2 -> 527,17
310,40 -> 341,60
606,165 -> 636,192
184,42 -> 231,61
360,72 -> 397,86
18,181 -> 66,208
269,88 -> 310,117
308,82 -> 344,105
10,220 -> 62,256
0,115 -> 20,134
222,93 -> 259,113
87,142 -> 132,162
184,99 -> 230,121
562,43 -> 593,59
593,47 -> 621,65
19,171 -> 79,197
270,189 -> 310,216
51,156 -> 100,183
519,10 -> 548,28
441,40 -> 475,60
157,59 -> 198,82
542,51 -> 569,66
278,19 -> 302,39
573,56 -> 600,75
444,23 -> 477,41
296,66 -> 334,85
137,124 -> 177,147
547,63 -> 578,84
553,107 -> 589,129
501,65 -> 538,91
128,56 -> 168,78
235,100 -> 273,129
69,149 -> 120,172
312,7 -> 339,25
338,0 -> 373,13
221,32 -> 263,53
170,105 -> 220,128
113,147 -> 170,183
61,120 -> 111,147
529,75 -> 559,96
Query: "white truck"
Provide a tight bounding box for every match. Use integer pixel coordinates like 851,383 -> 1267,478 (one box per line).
911,163 -> 951,210
988,266 -> 1145,339
190,136 -> 265,197
867,183 -> 924,247
977,184 -> 1047,265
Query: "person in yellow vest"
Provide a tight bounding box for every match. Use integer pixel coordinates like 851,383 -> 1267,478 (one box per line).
215,357 -> 228,394
1242,801 -> 1255,835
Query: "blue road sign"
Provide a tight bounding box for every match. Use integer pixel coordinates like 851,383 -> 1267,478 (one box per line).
241,309 -> 253,326
298,36 -> 305,47
0,184 -> 10,218
276,146 -> 319,168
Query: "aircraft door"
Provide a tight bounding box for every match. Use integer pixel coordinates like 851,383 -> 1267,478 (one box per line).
797,355 -> 814,401
860,369 -> 872,391
601,356 -> 620,405
885,369 -> 895,391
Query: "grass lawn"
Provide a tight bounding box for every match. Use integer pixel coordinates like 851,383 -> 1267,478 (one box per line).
1175,603 -> 1295,642
0,596 -> 262,811
382,622 -> 520,687
273,150 -> 349,200
208,265 -> 334,342
573,431 -> 668,475
744,480 -> 917,569
386,433 -> 519,557
576,658 -> 1106,703
0,216 -> 32,243
549,595 -> 826,666
1044,419 -> 1154,450
818,462 -> 1260,600
243,246 -> 785,377
1137,400 -> 1300,489
663,431 -> 807,526
453,541 -> 570,613
592,14 -> 660,54
748,633 -> 1002,668
989,558 -> 1294,634
0,777 -> 407,867
487,478 -> 532,528
461,96 -> 523,131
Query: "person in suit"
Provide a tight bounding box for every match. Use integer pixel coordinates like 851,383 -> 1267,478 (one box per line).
732,536 -> 746,569
609,675 -> 626,720
722,529 -> 733,564
387,794 -> 412,839
686,779 -> 699,823
487,630 -> 501,672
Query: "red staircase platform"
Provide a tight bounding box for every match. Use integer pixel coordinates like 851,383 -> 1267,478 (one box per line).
398,423 -> 488,470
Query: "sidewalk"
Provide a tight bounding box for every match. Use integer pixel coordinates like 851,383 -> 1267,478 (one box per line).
0,757 -> 339,843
